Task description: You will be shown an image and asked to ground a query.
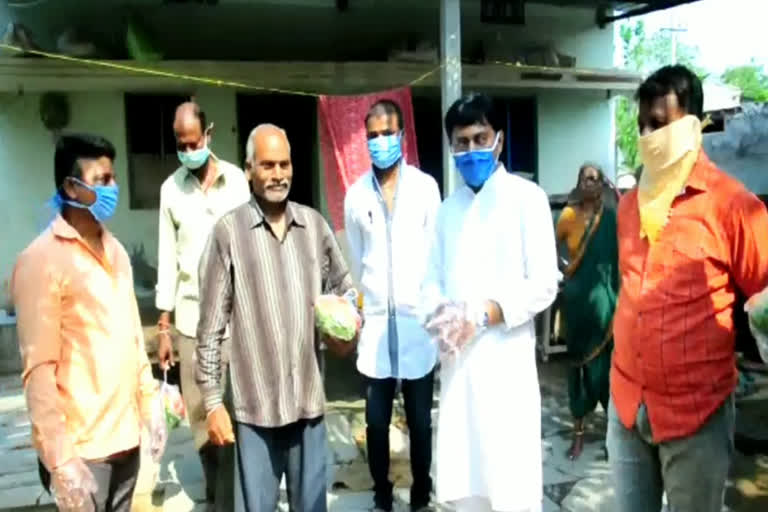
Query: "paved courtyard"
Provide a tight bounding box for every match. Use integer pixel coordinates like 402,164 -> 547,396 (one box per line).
1,357 -> 767,511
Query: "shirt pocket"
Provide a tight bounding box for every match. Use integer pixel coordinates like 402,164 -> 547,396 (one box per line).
658,217 -> 722,302
359,208 -> 387,279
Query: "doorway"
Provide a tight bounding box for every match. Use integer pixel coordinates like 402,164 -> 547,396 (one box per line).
411,93 -> 538,195
236,93 -> 318,208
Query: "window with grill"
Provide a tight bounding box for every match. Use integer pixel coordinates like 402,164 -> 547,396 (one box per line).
124,93 -> 190,209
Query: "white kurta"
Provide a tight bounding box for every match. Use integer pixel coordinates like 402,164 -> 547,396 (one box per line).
423,167 -> 560,512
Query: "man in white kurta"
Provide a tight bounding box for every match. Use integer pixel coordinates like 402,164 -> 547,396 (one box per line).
423,93 -> 560,512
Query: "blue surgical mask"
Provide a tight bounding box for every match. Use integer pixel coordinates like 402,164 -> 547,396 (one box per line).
453,133 -> 501,189
178,144 -> 210,170
367,133 -> 402,171
61,178 -> 120,223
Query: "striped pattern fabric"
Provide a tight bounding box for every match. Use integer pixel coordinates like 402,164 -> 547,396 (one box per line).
197,197 -> 353,427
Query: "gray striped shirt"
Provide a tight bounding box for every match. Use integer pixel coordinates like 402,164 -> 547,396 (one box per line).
196,197 -> 353,427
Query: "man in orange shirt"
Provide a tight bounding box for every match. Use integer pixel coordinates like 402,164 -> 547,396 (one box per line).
609,65 -> 768,511
12,134 -> 167,512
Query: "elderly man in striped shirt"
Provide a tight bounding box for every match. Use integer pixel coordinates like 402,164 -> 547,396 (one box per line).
197,124 -> 355,511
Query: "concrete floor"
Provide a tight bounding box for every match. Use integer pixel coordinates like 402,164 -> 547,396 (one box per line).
1,355 -> 767,511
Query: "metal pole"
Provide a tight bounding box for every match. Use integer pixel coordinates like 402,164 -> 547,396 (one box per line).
440,0 -> 462,197
670,11 -> 677,64
671,30 -> 677,64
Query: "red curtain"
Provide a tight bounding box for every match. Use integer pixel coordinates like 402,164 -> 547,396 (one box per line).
318,87 -> 420,231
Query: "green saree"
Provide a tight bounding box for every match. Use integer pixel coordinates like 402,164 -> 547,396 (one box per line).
560,205 -> 619,419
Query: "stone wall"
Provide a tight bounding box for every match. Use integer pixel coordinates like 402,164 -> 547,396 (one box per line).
704,103 -> 768,195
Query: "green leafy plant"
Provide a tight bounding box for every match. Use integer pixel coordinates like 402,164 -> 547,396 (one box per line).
722,63 -> 768,102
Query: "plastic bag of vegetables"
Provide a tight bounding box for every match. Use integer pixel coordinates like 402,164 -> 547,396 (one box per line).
159,370 -> 186,430
744,288 -> 768,363
315,289 -> 362,357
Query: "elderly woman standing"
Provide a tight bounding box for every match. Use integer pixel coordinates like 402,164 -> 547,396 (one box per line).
556,163 -> 619,460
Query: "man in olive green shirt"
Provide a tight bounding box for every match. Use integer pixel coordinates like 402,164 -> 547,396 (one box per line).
155,102 -> 249,510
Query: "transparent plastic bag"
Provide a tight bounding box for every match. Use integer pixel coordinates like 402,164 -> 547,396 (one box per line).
160,370 -> 186,430
744,288 -> 768,363
314,289 -> 362,342
146,391 -> 168,463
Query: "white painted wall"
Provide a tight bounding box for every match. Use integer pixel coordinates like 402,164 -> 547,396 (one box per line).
0,89 -> 240,286
471,3 -> 616,69
503,4 -> 618,194
536,90 -> 617,195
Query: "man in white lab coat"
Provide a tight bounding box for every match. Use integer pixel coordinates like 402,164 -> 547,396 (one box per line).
344,99 -> 442,512
423,93 -> 560,512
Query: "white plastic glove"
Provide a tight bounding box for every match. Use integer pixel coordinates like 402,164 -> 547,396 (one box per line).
145,392 -> 168,463
50,458 -> 98,512
424,301 -> 479,358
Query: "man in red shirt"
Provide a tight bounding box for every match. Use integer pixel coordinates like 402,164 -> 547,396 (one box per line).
609,65 -> 768,511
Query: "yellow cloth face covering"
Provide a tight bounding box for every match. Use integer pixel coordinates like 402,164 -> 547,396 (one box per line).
637,115 -> 703,244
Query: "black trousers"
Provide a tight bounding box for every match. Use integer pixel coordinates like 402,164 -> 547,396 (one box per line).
364,371 -> 434,511
39,447 -> 140,512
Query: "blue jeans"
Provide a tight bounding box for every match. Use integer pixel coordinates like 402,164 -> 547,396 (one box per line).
607,395 -> 734,512
235,417 -> 327,512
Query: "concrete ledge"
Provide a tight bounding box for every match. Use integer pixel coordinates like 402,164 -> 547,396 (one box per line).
0,321 -> 21,377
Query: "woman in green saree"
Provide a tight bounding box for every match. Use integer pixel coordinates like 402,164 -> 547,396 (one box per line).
555,163 -> 619,460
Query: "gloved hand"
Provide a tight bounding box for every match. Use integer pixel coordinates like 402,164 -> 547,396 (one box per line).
424,301 -> 478,356
50,458 -> 98,512
145,393 -> 168,463
207,405 -> 235,446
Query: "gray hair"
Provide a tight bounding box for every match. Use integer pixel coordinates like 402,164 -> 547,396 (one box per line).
245,124 -> 289,165
568,161 -> 618,209
577,162 -> 604,184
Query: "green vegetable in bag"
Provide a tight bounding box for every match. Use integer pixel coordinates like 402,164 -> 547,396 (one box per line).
315,291 -> 361,342
745,287 -> 768,363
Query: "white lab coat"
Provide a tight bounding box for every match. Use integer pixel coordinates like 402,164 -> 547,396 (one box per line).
423,166 -> 560,512
344,163 -> 442,379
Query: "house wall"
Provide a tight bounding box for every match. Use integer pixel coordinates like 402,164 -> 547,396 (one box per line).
0,2 -> 617,287
537,90 -> 617,194
535,5 -> 618,192
0,89 -> 240,289
471,3 -> 618,193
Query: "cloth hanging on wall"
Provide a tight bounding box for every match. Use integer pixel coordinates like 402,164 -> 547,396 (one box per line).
318,87 -> 420,231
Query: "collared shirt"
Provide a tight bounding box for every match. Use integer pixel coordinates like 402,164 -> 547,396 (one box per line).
613,150 -> 768,442
155,158 -> 250,337
12,215 -> 157,469
344,163 -> 441,379
197,198 -> 353,427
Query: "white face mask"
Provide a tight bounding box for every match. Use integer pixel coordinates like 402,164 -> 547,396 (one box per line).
638,115 -> 702,173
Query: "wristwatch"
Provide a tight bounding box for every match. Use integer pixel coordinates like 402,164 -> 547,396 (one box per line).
475,306 -> 490,330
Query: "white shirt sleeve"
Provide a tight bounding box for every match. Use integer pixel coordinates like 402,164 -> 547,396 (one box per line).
421,204 -> 445,320
424,178 -> 442,254
344,191 -> 363,285
492,185 -> 560,329
155,186 -> 178,312
231,163 -> 252,206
